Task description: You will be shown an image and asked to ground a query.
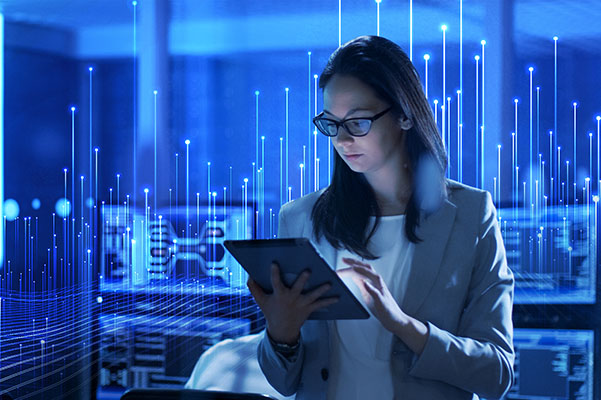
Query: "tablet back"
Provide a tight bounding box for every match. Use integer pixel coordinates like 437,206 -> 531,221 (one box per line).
224,238 -> 369,320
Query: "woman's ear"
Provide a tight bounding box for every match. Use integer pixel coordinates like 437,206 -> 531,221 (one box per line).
399,116 -> 413,130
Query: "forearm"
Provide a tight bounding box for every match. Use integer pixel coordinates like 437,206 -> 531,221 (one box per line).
391,314 -> 429,355
408,322 -> 514,399
257,330 -> 304,397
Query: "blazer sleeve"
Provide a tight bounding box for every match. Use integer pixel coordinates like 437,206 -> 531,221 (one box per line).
408,191 -> 515,399
256,204 -> 306,397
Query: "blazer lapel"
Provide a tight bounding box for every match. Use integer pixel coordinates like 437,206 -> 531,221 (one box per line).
401,198 -> 457,316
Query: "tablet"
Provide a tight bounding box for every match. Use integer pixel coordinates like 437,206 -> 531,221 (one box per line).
224,238 -> 369,320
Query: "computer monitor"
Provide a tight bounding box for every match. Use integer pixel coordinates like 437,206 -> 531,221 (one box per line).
505,328 -> 594,399
497,205 -> 597,304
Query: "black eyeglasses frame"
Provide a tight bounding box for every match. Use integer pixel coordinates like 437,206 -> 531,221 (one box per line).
312,107 -> 393,137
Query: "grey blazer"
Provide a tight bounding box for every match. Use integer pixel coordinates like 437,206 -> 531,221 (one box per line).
258,180 -> 515,400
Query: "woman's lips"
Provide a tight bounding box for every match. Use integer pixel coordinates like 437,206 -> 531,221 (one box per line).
344,154 -> 362,161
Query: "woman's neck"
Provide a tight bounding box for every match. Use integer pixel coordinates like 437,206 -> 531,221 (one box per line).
365,165 -> 412,216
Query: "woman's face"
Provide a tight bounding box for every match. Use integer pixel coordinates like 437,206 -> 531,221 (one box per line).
323,74 -> 404,176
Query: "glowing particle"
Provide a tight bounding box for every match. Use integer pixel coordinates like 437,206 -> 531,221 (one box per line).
528,67 -> 534,72
55,198 -> 71,218
423,54 -> 430,61
96,296 -> 103,303
553,36 -> 558,41
185,139 -> 190,145
32,198 -> 41,210
481,40 -> 486,45
4,199 -> 19,221
441,25 -> 447,31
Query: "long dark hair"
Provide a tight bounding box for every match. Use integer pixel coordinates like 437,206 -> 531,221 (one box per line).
311,35 -> 447,260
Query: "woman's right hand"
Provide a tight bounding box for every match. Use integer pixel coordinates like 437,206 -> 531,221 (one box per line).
247,262 -> 338,345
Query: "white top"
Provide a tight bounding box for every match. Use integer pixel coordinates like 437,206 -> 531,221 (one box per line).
327,215 -> 415,400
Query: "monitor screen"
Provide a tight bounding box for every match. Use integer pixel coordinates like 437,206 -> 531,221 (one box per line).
504,328 -> 594,400
100,203 -> 254,292
497,205 -> 597,304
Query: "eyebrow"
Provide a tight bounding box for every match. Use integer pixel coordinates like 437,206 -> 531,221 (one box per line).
323,107 -> 374,119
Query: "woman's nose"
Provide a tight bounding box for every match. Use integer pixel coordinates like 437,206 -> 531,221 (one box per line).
333,127 -> 354,145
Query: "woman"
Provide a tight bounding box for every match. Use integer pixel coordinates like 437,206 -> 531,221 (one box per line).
247,35 -> 514,400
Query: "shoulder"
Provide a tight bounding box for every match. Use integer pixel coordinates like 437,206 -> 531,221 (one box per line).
279,187 -> 327,221
445,179 -> 488,207
445,179 -> 493,233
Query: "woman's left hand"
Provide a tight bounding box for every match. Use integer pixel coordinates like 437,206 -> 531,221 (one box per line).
337,257 -> 408,333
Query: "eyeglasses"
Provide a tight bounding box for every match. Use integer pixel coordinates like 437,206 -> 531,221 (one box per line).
312,107 -> 392,137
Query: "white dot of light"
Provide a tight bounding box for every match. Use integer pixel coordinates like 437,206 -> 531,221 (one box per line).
31,198 -> 41,210
423,54 -> 430,61
4,199 -> 19,221
96,296 -> 103,304
55,198 -> 71,218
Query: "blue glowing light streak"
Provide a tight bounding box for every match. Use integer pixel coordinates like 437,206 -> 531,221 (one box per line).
375,0 -> 381,37
0,13 -> 4,268
529,67 -> 534,207
480,40 -> 486,190
308,51 -> 313,192
474,55 -> 479,188
423,54 -> 430,100
338,0 -> 341,47
441,24 -> 447,155
409,0 -> 413,62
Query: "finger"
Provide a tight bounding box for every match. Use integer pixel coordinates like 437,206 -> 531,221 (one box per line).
270,263 -> 286,293
247,278 -> 267,305
363,279 -> 383,298
290,270 -> 311,296
301,282 -> 332,305
349,265 -> 383,289
308,296 -> 339,314
342,257 -> 373,269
